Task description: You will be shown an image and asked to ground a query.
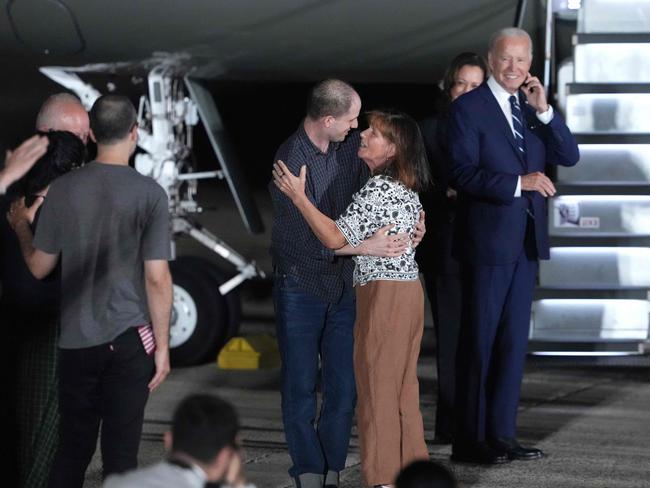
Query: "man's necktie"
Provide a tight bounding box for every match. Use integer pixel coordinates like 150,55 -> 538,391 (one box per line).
510,94 -> 535,220
509,94 -> 526,156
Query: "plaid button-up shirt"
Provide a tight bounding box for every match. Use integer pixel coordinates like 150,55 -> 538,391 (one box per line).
270,125 -> 368,303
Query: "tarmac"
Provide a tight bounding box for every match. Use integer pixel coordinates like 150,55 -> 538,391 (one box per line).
83,185 -> 650,487
84,325 -> 650,488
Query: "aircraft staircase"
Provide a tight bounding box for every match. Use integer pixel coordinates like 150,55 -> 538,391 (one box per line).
529,0 -> 650,356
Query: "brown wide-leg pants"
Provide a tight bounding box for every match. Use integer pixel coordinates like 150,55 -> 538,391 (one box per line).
354,279 -> 429,486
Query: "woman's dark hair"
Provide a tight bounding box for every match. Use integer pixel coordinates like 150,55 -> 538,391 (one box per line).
395,460 -> 458,488
20,130 -> 85,200
441,51 -> 488,104
366,109 -> 431,192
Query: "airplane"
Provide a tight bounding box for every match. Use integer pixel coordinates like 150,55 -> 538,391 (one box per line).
5,0 -> 647,364
0,0 -> 521,83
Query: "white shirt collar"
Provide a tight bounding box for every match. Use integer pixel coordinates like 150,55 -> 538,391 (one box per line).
487,75 -> 554,126
487,75 -> 519,105
487,76 -> 518,134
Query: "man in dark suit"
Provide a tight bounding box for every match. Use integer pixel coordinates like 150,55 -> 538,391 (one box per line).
448,27 -> 579,464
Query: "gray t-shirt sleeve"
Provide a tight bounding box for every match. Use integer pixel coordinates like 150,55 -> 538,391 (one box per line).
33,186 -> 62,254
141,186 -> 172,261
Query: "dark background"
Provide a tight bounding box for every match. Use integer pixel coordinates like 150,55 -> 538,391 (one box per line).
201,81 -> 443,190
1,72 -> 443,191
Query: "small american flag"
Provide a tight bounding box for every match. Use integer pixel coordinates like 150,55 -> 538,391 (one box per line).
137,325 -> 156,356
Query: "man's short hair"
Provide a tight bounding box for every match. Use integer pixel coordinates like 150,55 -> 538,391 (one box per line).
306,79 -> 357,120
171,394 -> 239,464
489,27 -> 533,55
36,93 -> 83,130
89,94 -> 137,145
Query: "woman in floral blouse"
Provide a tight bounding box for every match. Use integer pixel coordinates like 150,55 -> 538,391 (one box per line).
273,110 -> 431,488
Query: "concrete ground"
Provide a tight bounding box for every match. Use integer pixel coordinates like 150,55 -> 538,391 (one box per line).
83,280 -> 650,488
84,329 -> 650,488
83,185 -> 650,487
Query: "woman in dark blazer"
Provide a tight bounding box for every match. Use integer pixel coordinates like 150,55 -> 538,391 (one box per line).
417,52 -> 488,443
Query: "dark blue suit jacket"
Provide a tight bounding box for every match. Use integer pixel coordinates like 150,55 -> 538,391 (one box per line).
448,83 -> 579,265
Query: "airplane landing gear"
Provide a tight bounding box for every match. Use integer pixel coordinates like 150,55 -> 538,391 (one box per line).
39,64 -> 264,368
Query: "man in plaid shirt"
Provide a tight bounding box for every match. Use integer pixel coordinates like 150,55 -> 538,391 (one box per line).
270,79 -> 422,488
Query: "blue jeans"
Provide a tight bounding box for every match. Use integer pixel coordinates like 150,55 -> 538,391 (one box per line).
273,273 -> 356,478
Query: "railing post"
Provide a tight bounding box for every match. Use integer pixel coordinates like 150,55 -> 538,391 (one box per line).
543,0 -> 554,96
515,0 -> 529,27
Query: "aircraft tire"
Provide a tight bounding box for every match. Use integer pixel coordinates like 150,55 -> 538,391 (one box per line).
169,259 -> 224,366
176,256 -> 241,360
169,257 -> 241,367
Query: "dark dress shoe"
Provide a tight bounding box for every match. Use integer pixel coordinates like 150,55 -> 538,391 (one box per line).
491,437 -> 544,460
451,442 -> 510,465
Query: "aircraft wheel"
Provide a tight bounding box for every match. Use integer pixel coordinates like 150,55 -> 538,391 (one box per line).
169,257 -> 241,367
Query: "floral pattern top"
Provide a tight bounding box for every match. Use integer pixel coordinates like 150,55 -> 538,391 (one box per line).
335,174 -> 422,286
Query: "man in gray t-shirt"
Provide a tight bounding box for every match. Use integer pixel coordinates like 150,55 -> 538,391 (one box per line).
34,158 -> 171,349
9,94 -> 173,487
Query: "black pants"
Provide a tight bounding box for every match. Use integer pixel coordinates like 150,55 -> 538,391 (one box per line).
422,269 -> 462,439
419,216 -> 462,440
48,328 -> 154,488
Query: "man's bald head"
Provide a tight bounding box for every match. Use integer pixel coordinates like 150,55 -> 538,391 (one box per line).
36,93 -> 90,145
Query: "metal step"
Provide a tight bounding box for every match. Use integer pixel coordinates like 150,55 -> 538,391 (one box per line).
575,33 -> 650,44
557,144 -> 650,185
531,299 -> 650,341
575,134 -> 650,144
556,187 -> 650,198
535,288 -> 650,300
574,44 -> 650,83
527,346 -> 650,362
567,83 -> 650,95
539,247 -> 650,289
578,0 -> 650,33
549,195 -> 650,237
566,93 -> 650,134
